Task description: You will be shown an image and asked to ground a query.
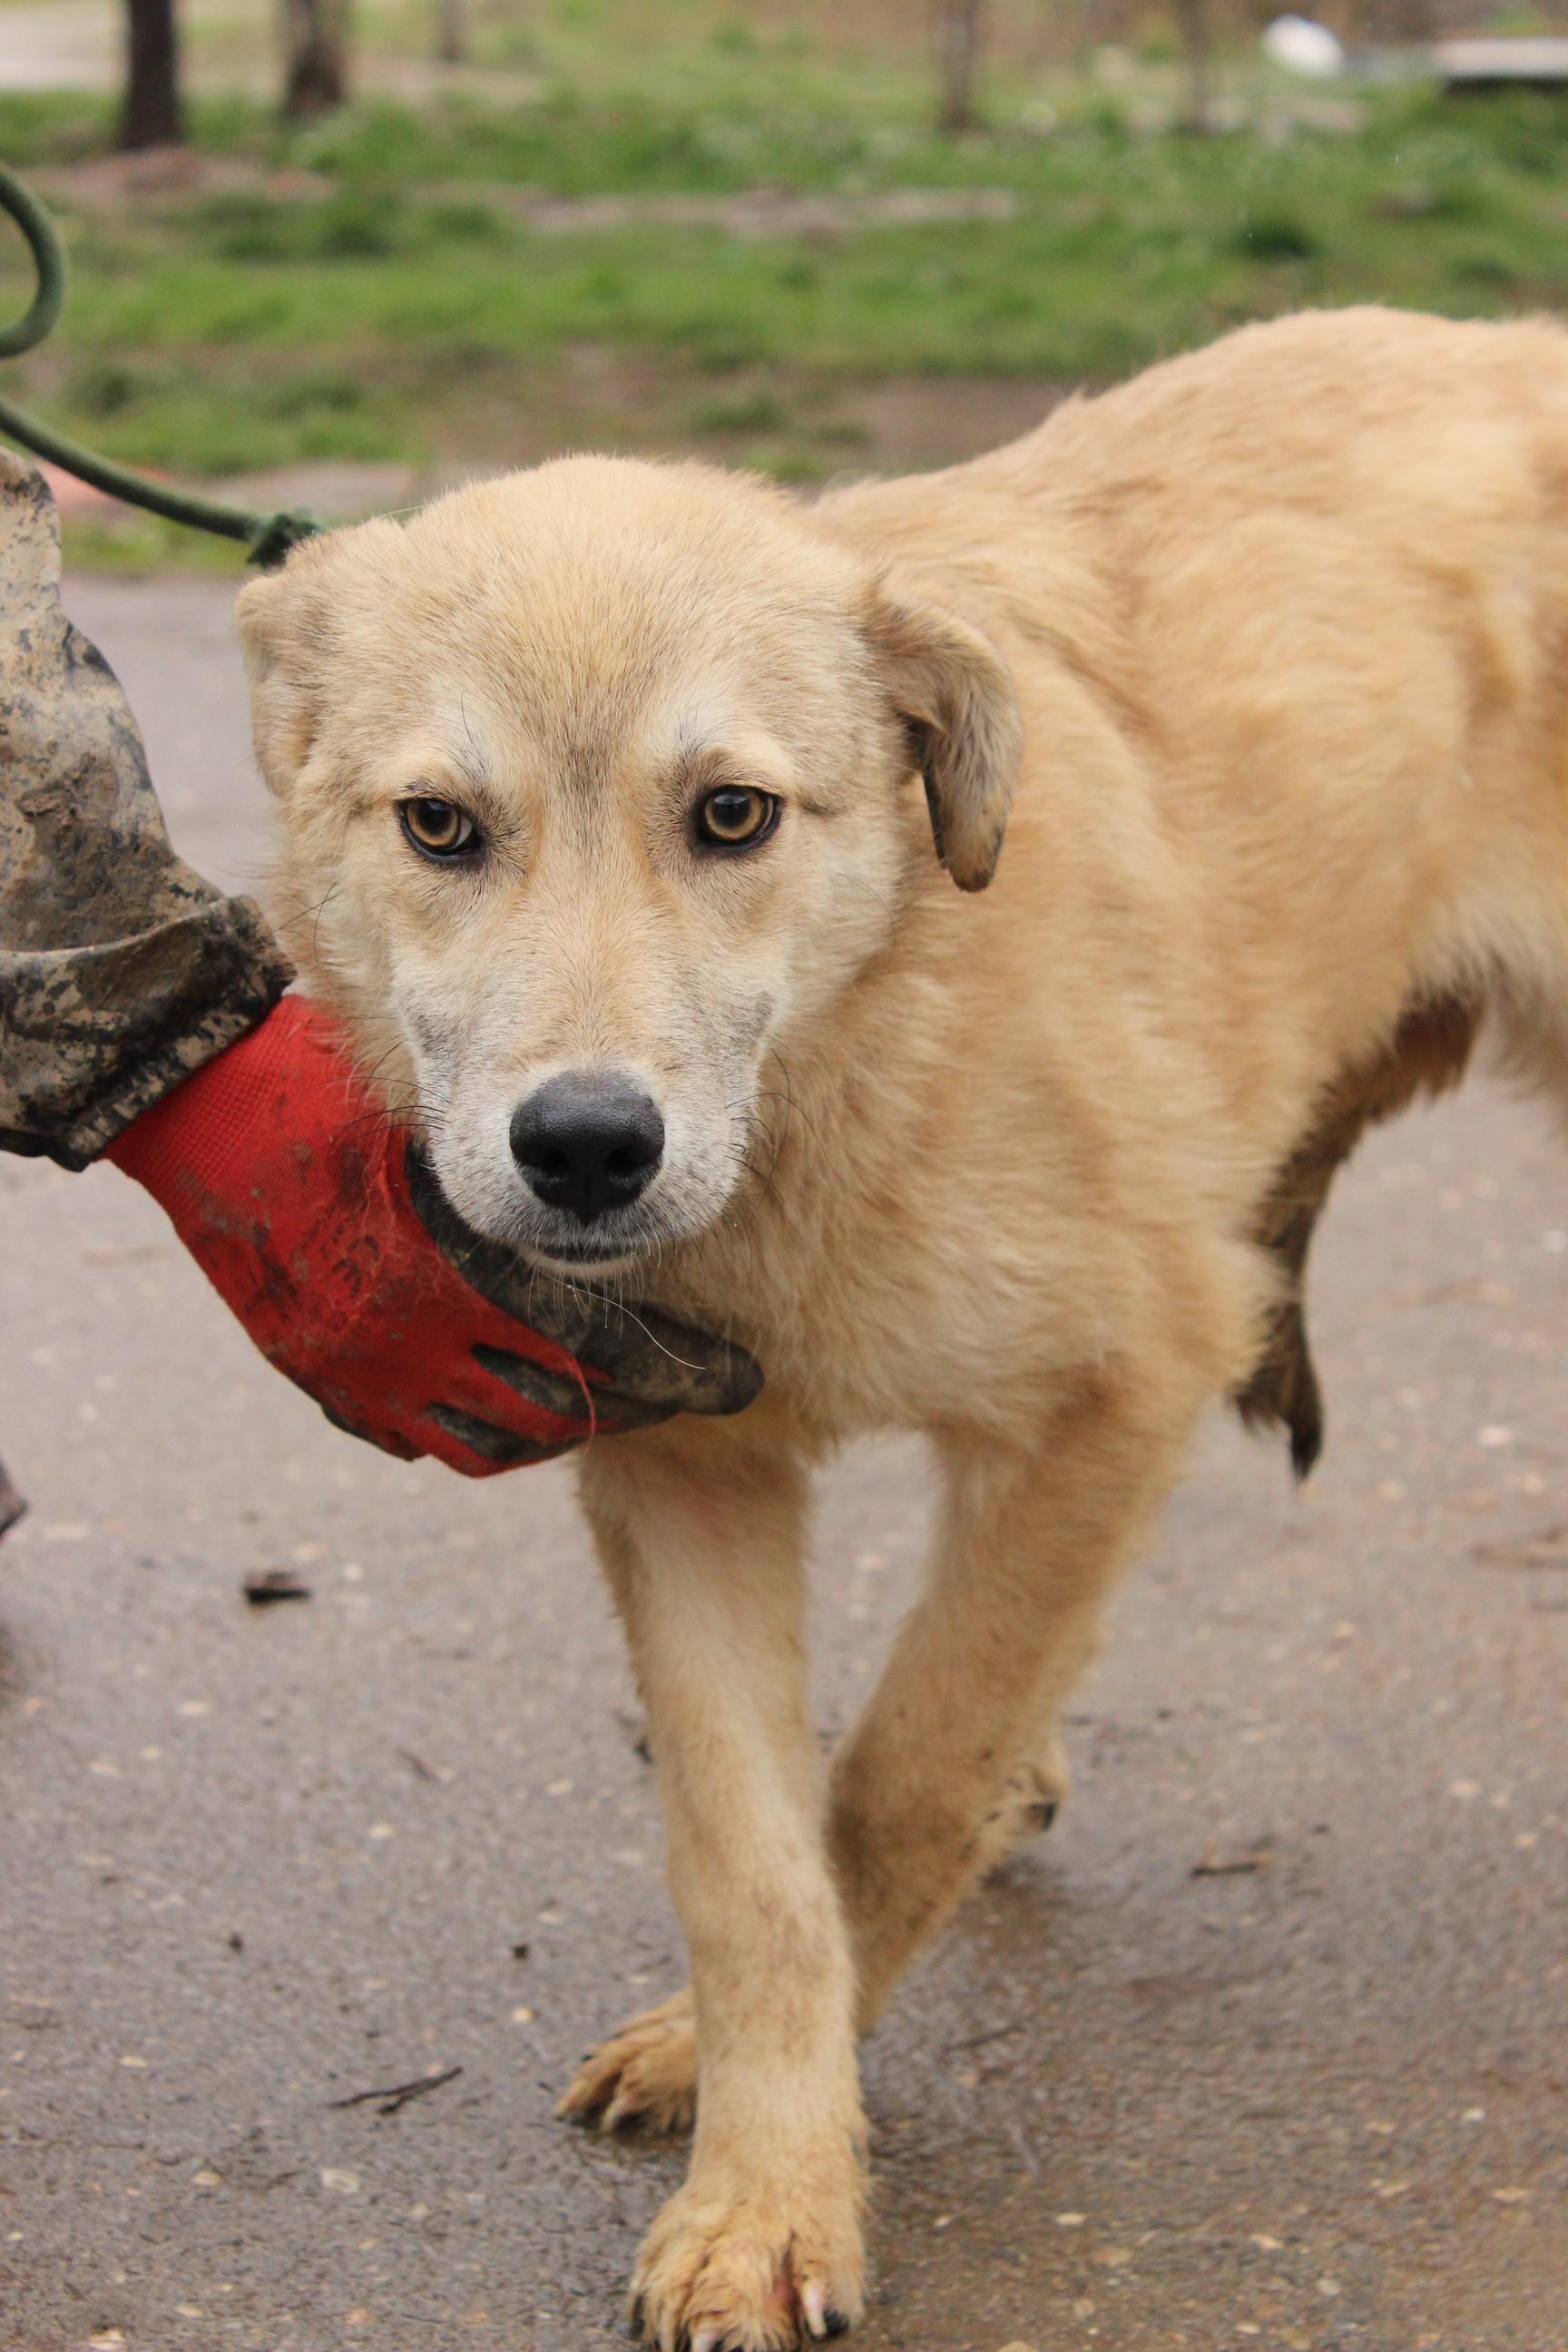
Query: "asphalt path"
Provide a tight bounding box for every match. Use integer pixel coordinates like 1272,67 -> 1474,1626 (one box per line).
1,578 -> 1563,2352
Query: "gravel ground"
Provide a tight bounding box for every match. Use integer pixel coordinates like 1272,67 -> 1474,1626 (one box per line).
0,579 -> 1564,2352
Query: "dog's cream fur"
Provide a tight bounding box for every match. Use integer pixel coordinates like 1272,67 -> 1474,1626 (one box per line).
240,308 -> 1568,2349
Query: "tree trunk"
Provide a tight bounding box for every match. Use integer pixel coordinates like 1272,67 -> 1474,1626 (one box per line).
280,0 -> 351,118
118,0 -> 183,152
1173,0 -> 1211,131
934,0 -> 985,135
436,0 -> 466,65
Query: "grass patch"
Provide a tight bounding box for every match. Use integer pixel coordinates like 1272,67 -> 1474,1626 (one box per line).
688,387 -> 791,434
57,508 -> 259,573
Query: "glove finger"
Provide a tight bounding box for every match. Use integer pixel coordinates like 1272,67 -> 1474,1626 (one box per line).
471,1343 -> 674,1432
469,1342 -> 597,1423
424,1402 -> 583,1468
407,1144 -> 764,1417
319,1401 -> 422,1462
566,1298 -> 764,1418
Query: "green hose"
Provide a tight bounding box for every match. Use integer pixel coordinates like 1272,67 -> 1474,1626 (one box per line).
0,159 -> 321,567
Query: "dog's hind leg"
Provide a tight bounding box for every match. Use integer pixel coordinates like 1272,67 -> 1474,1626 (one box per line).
827,1369 -> 1206,2034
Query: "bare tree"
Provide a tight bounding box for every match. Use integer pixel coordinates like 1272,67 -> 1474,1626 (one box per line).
280,0 -> 350,117
119,0 -> 183,151
436,0 -> 466,64
1172,0 -> 1212,129
934,0 -> 986,135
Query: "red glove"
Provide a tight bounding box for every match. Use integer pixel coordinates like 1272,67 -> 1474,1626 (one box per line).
105,996 -> 760,1475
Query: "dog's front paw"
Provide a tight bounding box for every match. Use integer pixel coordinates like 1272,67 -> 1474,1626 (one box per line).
557,1986 -> 697,2134
630,2149 -> 866,2351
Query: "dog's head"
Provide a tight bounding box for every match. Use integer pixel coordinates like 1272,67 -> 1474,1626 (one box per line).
240,457 -> 1020,1276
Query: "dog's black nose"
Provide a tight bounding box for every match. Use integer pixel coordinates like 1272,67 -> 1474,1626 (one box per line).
510,1072 -> 665,1222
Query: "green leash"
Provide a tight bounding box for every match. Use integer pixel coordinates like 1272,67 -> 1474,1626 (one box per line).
0,159 -> 320,567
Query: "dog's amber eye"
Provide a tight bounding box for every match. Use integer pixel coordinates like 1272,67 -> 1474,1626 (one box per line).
400,797 -> 478,860
696,787 -> 779,850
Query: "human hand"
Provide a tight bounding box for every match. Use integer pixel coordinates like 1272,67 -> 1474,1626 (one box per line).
106,995 -> 762,1471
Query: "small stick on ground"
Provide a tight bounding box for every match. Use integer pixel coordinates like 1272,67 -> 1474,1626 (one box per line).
242,1568 -> 313,1607
1191,1841 -> 1274,1877
1471,1524 -> 1568,1569
328,2063 -> 463,2116
947,2016 -> 1027,2053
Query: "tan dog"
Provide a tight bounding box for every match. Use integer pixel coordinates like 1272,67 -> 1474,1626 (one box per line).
239,306 -> 1568,2350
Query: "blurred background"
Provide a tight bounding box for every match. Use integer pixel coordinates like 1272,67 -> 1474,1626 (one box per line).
5,0 -> 1568,565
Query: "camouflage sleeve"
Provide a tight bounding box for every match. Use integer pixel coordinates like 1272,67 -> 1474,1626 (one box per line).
0,454 -> 292,1169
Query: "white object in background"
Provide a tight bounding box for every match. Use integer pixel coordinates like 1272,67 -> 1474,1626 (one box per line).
1435,36 -> 1568,86
1262,15 -> 1347,77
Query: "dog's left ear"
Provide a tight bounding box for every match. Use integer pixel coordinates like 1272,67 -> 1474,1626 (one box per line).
860,580 -> 1022,891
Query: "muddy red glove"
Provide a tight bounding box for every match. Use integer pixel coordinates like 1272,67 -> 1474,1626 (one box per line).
104,996 -> 760,1474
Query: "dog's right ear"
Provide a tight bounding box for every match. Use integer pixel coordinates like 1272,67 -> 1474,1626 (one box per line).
236,520 -> 402,797
235,545 -> 334,799
860,577 -> 1023,891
